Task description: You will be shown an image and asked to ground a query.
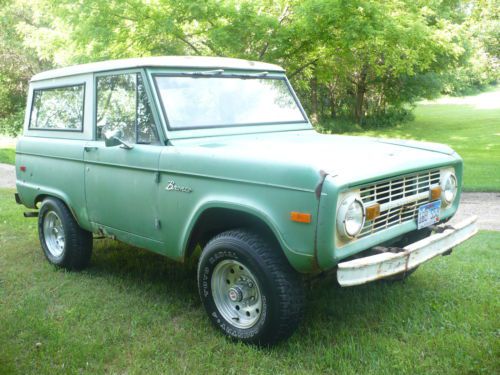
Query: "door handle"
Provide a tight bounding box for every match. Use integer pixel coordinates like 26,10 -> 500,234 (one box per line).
84,146 -> 98,152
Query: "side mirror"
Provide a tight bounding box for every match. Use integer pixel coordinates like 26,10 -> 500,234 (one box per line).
103,128 -> 133,150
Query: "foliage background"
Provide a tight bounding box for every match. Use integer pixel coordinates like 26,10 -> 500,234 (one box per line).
0,0 -> 498,135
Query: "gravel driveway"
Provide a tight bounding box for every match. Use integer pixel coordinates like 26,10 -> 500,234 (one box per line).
1,162 -> 498,230
448,192 -> 500,231
0,163 -> 15,189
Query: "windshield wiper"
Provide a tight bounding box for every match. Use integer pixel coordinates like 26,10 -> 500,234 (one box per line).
183,69 -> 225,77
181,70 -> 271,79
249,71 -> 269,77
224,71 -> 269,79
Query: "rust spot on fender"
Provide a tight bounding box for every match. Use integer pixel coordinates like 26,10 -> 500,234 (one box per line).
315,170 -> 328,200
311,169 -> 330,272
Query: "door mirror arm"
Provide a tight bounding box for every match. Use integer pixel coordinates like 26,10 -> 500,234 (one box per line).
118,140 -> 133,150
103,128 -> 134,150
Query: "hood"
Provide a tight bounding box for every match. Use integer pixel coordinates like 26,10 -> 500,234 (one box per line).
169,130 -> 458,190
374,138 -> 455,155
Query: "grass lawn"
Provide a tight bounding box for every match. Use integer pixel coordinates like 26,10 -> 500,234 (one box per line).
354,88 -> 500,191
0,188 -> 498,374
0,148 -> 15,165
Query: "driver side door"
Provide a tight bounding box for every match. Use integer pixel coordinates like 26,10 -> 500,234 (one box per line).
84,71 -> 165,248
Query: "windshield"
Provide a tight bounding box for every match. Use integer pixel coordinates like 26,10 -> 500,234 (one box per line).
154,75 -> 306,130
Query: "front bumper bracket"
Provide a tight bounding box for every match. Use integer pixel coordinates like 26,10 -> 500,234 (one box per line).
337,216 -> 478,287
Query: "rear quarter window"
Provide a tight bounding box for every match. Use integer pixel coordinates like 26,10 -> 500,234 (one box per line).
29,84 -> 85,131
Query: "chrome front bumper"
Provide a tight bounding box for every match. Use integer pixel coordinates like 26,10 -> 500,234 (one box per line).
337,216 -> 478,287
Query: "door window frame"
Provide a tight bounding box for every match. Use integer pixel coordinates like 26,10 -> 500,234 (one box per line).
93,68 -> 166,144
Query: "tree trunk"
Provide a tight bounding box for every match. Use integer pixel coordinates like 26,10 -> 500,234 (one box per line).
354,67 -> 368,124
328,82 -> 337,118
310,66 -> 318,124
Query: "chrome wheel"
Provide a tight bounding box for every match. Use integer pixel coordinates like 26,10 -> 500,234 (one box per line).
43,211 -> 65,257
211,259 -> 262,329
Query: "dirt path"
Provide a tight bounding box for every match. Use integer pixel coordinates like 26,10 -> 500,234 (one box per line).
0,162 -> 498,230
0,163 -> 15,189
0,136 -> 17,148
448,192 -> 500,231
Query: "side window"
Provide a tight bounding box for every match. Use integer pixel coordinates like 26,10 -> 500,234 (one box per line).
96,73 -> 159,144
29,85 -> 84,131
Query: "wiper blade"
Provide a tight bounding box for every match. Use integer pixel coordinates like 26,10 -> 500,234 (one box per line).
183,69 -> 225,77
225,71 -> 269,79
180,70 -> 270,78
252,71 -> 269,77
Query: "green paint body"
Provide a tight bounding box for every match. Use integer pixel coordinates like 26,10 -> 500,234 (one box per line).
15,63 -> 462,273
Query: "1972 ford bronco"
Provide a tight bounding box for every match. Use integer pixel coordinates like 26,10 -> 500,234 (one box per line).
15,56 -> 478,345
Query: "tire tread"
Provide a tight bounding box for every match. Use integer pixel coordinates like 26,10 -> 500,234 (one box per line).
200,228 -> 304,345
38,197 -> 92,270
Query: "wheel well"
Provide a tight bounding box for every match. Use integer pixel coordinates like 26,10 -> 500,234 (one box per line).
34,194 -> 80,226
185,208 -> 282,258
34,194 -> 50,208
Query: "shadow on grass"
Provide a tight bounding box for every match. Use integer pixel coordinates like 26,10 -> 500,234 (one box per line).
85,239 -> 201,305
83,238 -> 425,347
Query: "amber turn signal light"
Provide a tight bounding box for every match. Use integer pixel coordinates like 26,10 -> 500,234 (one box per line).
430,186 -> 442,200
365,203 -> 380,221
290,212 -> 312,223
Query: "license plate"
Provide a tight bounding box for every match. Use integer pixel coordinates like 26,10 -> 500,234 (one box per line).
417,200 -> 441,229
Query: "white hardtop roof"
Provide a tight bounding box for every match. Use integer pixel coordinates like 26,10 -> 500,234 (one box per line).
31,56 -> 285,82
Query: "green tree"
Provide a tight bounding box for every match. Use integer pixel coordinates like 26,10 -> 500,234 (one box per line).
0,0 -> 53,135
0,0 -> 497,135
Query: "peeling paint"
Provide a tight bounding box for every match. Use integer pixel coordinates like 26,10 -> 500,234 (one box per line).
315,170 -> 328,200
337,215 -> 478,287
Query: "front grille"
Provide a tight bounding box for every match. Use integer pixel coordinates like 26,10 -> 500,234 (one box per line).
358,169 -> 441,238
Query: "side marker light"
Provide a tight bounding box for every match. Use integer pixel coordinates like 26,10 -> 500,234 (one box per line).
290,212 -> 312,224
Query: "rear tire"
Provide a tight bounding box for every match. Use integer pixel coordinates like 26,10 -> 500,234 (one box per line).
38,197 -> 93,270
197,229 -> 304,346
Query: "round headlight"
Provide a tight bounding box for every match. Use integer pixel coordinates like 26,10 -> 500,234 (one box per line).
441,172 -> 457,205
337,195 -> 365,239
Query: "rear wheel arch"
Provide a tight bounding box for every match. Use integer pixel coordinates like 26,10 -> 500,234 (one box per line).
34,193 -> 86,230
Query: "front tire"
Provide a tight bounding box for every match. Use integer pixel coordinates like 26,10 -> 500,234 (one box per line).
38,197 -> 93,270
197,229 -> 304,346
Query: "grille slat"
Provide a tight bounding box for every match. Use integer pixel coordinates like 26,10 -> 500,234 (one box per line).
358,170 -> 440,238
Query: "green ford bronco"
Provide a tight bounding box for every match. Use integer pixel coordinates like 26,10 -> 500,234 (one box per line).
15,56 -> 477,345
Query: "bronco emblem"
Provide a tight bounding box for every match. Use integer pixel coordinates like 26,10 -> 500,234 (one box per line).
165,181 -> 192,193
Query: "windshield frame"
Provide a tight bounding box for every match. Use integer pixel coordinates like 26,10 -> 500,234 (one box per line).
152,73 -> 309,131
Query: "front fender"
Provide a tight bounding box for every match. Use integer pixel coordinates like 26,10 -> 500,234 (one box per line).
179,196 -> 316,273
